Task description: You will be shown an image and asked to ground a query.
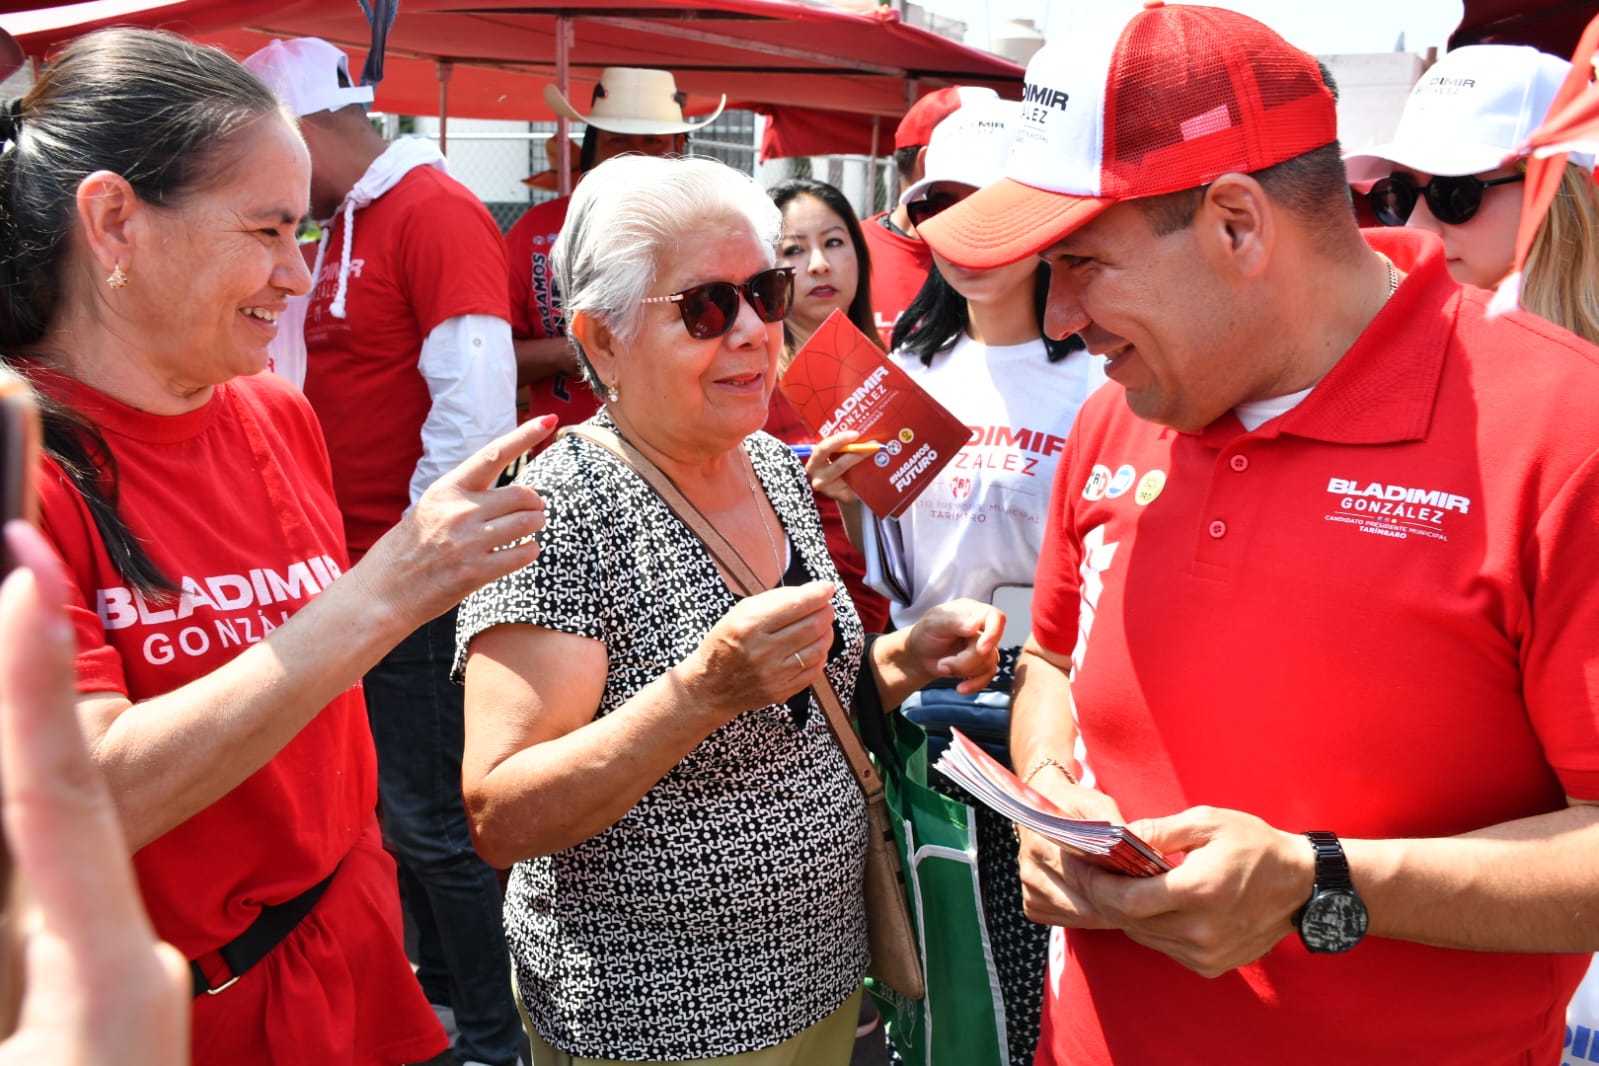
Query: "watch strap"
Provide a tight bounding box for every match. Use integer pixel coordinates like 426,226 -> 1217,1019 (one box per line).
1303,830 -> 1354,892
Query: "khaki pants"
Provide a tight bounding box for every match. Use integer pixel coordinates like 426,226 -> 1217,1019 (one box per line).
524,985 -> 863,1066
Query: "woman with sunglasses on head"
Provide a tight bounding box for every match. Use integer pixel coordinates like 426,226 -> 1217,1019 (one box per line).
1345,44 -> 1599,344
808,97 -> 1101,1066
455,154 -> 1002,1066
765,178 -> 892,634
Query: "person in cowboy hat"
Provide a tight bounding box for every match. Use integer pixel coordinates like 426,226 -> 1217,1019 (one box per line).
507,67 -> 725,434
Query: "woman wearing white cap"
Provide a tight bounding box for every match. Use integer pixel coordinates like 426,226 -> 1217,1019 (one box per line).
808,96 -> 1102,1065
1344,44 -> 1599,344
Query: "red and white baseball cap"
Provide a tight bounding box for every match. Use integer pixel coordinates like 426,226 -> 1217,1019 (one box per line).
895,85 -> 1000,150
920,2 -> 1337,269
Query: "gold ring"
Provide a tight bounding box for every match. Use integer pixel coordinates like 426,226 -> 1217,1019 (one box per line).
793,652 -> 805,670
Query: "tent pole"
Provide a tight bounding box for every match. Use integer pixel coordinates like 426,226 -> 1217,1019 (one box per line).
557,16 -> 574,197
868,114 -> 881,215
437,59 -> 453,154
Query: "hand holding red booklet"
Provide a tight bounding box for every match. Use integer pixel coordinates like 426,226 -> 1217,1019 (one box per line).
779,310 -> 969,518
934,729 -> 1171,877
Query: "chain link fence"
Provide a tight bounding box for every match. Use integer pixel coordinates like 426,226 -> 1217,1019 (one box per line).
408,110 -> 775,233
402,110 -> 893,233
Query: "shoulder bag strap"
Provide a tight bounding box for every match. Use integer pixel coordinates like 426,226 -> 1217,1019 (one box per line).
562,424 -> 887,801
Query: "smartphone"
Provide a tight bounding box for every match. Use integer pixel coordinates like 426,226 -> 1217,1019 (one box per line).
0,366 -> 39,572
0,365 -> 39,1039
991,583 -> 1034,651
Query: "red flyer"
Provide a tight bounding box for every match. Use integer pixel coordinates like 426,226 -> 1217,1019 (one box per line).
778,310 -> 968,518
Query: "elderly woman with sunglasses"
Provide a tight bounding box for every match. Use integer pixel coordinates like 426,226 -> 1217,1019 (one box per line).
1346,44 -> 1599,344
455,154 -> 1002,1066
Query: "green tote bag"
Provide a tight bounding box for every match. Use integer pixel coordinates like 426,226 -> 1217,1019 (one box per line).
867,710 -> 1009,1066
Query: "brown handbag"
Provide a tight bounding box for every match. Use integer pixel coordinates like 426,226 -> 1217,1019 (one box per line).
563,425 -> 926,1000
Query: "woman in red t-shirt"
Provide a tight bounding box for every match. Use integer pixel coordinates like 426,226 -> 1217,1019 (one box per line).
0,28 -> 550,1065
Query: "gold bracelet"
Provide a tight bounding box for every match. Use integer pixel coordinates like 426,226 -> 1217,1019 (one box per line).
1022,755 -> 1078,787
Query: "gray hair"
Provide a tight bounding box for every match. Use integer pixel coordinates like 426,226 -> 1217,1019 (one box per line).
551,154 -> 782,388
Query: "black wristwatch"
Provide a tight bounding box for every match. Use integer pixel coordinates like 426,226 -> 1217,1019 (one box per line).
1293,830 -> 1369,954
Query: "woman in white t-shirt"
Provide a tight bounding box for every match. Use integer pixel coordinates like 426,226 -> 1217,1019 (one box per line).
809,96 -> 1102,1066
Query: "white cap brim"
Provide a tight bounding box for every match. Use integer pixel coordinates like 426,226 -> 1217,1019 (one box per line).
1344,140 -> 1517,183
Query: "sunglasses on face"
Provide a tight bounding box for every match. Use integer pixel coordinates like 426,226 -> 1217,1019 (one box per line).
639,267 -> 796,339
904,185 -> 977,230
1365,171 -> 1525,227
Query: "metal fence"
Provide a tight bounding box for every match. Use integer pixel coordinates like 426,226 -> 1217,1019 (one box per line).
399,109 -> 894,233
407,110 -> 767,233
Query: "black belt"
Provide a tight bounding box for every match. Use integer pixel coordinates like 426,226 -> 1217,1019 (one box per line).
189,863 -> 340,997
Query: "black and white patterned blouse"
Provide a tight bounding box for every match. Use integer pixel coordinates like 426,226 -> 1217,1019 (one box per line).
454,413 -> 870,1060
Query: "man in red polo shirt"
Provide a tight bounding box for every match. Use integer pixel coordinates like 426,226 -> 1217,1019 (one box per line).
922,6 -> 1599,1064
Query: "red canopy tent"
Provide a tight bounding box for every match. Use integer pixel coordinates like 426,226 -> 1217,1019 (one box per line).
1449,0 -> 1598,55
2,0 -> 1024,162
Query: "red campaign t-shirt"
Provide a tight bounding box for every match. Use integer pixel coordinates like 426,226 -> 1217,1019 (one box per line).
36,371 -> 442,1065
1030,229 -> 1599,1064
303,164 -> 510,557
506,194 -> 601,430
763,390 -> 891,633
861,210 -> 932,349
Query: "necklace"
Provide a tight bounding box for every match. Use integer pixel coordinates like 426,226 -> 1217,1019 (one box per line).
1382,255 -> 1400,300
744,450 -> 783,586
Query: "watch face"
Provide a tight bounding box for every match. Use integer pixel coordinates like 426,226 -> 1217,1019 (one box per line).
1300,889 -> 1369,954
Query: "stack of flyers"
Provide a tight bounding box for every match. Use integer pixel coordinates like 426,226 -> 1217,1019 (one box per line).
934,729 -> 1171,877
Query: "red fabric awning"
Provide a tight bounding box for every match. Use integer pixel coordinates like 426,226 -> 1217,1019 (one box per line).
760,103 -> 900,158
1449,0 -> 1597,55
2,0 -> 1024,159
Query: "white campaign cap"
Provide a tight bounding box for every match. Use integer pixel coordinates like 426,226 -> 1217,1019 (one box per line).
243,37 -> 374,119
900,97 -> 1021,206
1345,44 -> 1594,183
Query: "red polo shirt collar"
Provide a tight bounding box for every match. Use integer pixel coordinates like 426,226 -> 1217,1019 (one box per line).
1198,228 -> 1459,451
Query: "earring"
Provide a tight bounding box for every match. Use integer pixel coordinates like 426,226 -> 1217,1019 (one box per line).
106,263 -> 129,289
605,381 -> 620,403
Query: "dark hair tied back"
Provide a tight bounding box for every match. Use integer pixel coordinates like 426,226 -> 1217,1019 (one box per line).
0,28 -> 283,599
0,98 -> 20,145
893,261 -> 1082,365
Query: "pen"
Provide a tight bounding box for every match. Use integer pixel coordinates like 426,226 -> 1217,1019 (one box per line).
790,442 -> 885,458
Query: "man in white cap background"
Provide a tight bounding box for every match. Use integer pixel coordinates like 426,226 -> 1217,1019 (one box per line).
858,85 -> 997,348
918,4 -> 1599,1063
506,67 -> 724,436
243,36 -> 522,1066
